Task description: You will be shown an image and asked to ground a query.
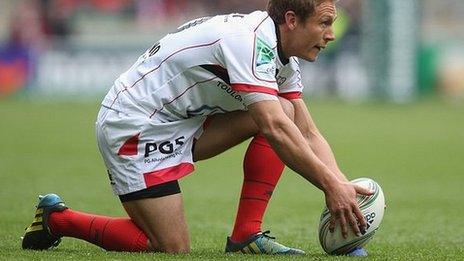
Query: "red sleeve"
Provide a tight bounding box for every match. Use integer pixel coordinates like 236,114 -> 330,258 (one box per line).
278,91 -> 302,100
231,83 -> 278,95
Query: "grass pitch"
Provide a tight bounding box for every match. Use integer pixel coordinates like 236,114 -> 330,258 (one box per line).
0,98 -> 463,260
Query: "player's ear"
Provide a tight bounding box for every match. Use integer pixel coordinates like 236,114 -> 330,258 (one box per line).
284,11 -> 297,30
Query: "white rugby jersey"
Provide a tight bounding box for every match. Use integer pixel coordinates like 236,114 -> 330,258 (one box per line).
101,11 -> 304,122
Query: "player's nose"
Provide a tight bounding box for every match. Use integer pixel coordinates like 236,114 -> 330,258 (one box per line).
325,27 -> 336,42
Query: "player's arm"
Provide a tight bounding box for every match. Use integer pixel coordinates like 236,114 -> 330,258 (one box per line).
247,99 -> 372,237
290,98 -> 349,182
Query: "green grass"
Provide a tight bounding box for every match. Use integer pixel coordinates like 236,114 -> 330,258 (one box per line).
0,98 -> 463,260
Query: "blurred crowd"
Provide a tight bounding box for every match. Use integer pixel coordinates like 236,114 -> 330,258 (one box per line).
1,0 -> 367,50
3,0 -> 271,43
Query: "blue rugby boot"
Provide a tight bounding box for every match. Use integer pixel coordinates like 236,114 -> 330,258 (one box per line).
346,247 -> 368,257
22,194 -> 68,250
225,231 -> 305,255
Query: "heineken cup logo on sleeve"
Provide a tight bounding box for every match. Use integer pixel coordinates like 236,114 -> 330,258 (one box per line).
254,37 -> 276,80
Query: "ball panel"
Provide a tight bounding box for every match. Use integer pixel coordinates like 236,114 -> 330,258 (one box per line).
330,230 -> 375,255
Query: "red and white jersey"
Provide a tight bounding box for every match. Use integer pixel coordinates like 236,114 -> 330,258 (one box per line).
102,11 -> 304,122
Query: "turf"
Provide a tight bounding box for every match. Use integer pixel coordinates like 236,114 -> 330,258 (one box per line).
0,98 -> 463,260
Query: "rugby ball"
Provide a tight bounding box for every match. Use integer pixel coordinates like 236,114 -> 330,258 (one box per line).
318,178 -> 385,255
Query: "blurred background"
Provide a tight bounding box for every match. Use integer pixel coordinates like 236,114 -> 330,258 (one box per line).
0,0 -> 464,102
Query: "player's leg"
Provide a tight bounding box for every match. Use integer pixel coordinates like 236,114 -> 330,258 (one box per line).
194,98 -> 304,254
22,182 -> 189,253
95,111 -> 207,253
22,193 -> 149,252
227,98 -> 304,254
122,188 -> 190,253
23,109 -> 198,253
23,182 -> 188,253
23,108 -> 152,252
92,110 -> 201,253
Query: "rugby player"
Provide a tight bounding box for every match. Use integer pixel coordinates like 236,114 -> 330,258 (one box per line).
22,0 -> 372,256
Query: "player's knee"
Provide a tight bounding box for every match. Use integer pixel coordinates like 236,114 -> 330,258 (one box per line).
159,239 -> 190,254
279,97 -> 295,121
153,233 -> 190,254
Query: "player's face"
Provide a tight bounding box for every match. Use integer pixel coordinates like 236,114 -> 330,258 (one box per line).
291,1 -> 337,62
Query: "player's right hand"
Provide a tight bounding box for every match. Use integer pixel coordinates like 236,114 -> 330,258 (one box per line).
324,181 -> 374,238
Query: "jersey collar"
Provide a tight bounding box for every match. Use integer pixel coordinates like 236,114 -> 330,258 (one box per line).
272,18 -> 290,66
